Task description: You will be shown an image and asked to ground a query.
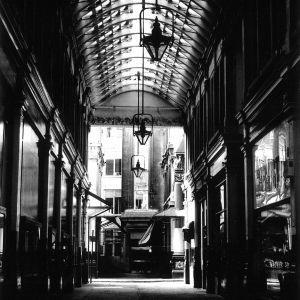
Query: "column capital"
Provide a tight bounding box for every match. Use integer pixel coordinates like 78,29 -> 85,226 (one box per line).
37,136 -> 54,156
67,173 -> 76,185
12,99 -> 28,117
54,155 -> 65,169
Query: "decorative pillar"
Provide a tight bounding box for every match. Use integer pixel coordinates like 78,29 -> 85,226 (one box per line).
37,130 -> 53,295
64,172 -> 75,292
183,193 -> 190,284
7,100 -> 27,298
75,187 -> 83,287
224,161 -> 244,299
82,190 -> 88,284
51,148 -> 64,295
174,182 -> 184,210
222,136 -> 245,299
205,176 -> 216,294
68,173 -> 75,242
193,196 -> 201,288
239,109 -> 262,299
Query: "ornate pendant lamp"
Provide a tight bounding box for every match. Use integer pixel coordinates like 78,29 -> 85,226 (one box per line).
140,0 -> 174,62
131,155 -> 145,178
133,114 -> 153,146
132,70 -> 153,146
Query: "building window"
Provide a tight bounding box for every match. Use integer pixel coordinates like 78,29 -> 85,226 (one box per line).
114,197 -> 122,214
135,199 -> 143,209
254,120 -> 292,209
215,184 -> 226,236
105,190 -> 122,214
103,229 -> 122,257
245,0 -> 286,85
105,159 -> 122,176
115,158 -> 121,175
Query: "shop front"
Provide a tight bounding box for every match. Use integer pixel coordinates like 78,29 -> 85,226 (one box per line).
252,119 -> 296,299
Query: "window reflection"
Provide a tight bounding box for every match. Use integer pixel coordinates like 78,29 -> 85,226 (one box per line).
254,121 -> 291,208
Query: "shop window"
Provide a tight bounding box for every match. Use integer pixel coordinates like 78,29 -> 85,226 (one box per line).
103,229 -> 122,257
215,184 -> 226,236
254,121 -> 292,209
254,120 -> 294,299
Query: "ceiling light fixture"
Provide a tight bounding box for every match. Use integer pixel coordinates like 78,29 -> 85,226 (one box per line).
140,0 -> 175,62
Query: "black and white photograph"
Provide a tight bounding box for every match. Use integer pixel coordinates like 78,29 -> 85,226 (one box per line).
0,1 -> 299,299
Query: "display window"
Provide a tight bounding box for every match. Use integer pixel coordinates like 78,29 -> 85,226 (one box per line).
253,120 -> 295,299
254,120 -> 292,209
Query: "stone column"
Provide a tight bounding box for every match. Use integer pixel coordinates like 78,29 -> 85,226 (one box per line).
51,152 -> 64,296
7,100 -> 26,298
205,177 -> 216,294
75,187 -> 83,287
65,173 -> 75,292
224,161 -> 244,299
241,144 -> 263,300
222,136 -> 245,300
182,191 -> 189,284
82,191 -> 89,284
37,131 -> 53,295
193,196 -> 201,288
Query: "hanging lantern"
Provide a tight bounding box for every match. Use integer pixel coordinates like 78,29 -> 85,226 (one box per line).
140,1 -> 174,61
131,155 -> 145,178
133,114 -> 153,146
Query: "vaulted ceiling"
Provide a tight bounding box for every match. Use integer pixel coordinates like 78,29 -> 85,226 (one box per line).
72,0 -> 223,125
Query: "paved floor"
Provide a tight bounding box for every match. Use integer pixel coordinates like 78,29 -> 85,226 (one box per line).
62,276 -> 224,300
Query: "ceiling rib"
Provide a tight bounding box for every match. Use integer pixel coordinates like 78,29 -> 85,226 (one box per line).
73,0 -> 222,111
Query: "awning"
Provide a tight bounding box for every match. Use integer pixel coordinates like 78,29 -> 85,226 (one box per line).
182,221 -> 194,242
86,190 -> 111,206
138,223 -> 155,246
102,216 -> 127,234
87,208 -> 111,218
154,207 -> 185,218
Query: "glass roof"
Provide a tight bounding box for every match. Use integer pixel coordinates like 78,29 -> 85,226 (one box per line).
73,0 -> 222,110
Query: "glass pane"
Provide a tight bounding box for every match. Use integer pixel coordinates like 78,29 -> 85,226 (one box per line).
115,197 -> 122,214
61,172 -> 68,232
115,159 -> 121,175
21,121 -> 39,218
106,159 -> 114,175
105,198 -> 113,213
259,211 -> 293,299
254,121 -> 291,208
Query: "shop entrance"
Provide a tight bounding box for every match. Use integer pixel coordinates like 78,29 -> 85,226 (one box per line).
257,206 -> 295,299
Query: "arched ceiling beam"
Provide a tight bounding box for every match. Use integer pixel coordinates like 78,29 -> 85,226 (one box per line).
71,0 -> 223,110
93,83 -> 186,108
83,52 -> 196,82
86,67 -> 189,92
